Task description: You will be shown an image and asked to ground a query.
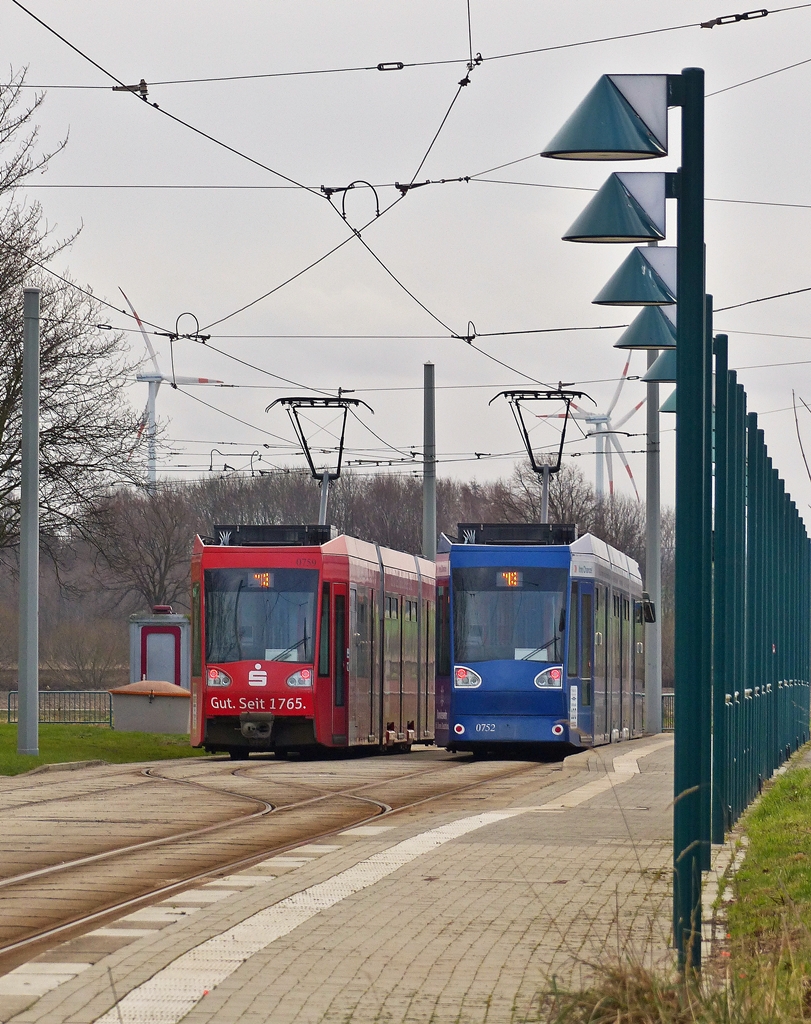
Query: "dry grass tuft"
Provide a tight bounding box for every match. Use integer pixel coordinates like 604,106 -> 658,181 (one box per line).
532,957 -> 811,1024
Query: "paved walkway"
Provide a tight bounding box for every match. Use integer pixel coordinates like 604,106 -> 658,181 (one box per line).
3,736 -> 675,1024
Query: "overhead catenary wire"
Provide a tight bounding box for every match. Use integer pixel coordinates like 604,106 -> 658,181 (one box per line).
13,0 -> 811,482
706,53 -> 811,96
9,0 -> 320,196
7,12 -> 746,92
20,4 -> 807,94
174,388 -> 299,446
716,284 -> 811,310
21,175 -> 811,214
11,0 -> 482,345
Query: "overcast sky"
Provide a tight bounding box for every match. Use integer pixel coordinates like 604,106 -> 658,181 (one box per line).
6,1 -> 811,511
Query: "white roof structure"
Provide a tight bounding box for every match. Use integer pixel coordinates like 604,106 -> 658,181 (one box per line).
570,532 -> 642,586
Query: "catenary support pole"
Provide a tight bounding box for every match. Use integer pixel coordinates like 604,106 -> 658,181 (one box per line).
645,350 -> 662,734
423,362 -> 437,560
18,287 -> 40,756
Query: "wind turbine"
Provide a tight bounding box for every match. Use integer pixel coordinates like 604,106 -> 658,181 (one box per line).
538,355 -> 645,500
121,289 -> 222,486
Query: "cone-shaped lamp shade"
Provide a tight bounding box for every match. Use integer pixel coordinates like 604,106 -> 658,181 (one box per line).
593,247 -> 676,306
642,348 -> 677,383
542,75 -> 667,160
660,388 -> 677,413
563,173 -> 665,243
614,305 -> 676,350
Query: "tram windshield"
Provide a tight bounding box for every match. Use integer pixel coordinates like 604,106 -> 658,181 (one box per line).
204,567 -> 319,664
452,565 -> 568,663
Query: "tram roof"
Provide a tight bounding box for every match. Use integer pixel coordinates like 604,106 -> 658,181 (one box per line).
322,534 -> 435,580
445,531 -> 641,586
570,533 -> 642,584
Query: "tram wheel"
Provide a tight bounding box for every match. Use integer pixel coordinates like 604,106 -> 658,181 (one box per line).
228,748 -> 250,761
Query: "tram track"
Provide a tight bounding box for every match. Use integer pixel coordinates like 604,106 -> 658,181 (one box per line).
0,754 -> 550,970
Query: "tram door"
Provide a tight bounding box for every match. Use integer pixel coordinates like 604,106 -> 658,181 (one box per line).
568,581 -> 595,743
593,586 -> 608,744
579,584 -> 594,744
350,587 -> 373,745
383,595 -> 402,737
332,583 -> 348,744
609,591 -> 622,739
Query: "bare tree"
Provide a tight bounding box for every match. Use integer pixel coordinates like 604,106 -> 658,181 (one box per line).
0,69 -> 144,549
493,462 -> 599,527
87,485 -> 195,611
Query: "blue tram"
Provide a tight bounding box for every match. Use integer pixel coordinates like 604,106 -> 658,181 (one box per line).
435,523 -> 648,751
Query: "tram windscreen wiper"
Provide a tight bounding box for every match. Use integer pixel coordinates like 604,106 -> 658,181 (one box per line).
269,630 -> 308,662
520,636 -> 559,660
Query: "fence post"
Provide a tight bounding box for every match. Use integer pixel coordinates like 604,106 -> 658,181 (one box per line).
712,335 -> 729,844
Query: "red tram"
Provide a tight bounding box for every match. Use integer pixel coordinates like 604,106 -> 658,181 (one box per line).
190,524 -> 436,758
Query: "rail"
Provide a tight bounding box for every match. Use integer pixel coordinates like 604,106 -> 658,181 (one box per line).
6,690 -> 113,726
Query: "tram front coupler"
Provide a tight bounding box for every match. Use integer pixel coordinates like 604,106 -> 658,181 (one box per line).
240,712 -> 274,740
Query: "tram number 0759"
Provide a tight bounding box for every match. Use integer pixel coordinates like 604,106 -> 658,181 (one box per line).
475,723 -> 496,733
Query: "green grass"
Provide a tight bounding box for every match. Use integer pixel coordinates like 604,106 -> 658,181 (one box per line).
0,722 -> 206,776
524,758 -> 811,1022
727,766 -> 811,977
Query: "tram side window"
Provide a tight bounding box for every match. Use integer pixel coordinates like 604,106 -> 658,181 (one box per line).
436,586 -> 450,676
567,582 -> 579,678
318,583 -> 330,676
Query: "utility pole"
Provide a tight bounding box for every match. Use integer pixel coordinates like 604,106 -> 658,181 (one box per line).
18,287 -> 40,755
422,362 -> 436,561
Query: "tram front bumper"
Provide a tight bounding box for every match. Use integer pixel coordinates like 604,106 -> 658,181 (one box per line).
450,714 -> 573,745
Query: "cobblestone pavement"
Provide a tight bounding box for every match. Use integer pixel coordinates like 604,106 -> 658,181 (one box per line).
3,737 -> 674,1024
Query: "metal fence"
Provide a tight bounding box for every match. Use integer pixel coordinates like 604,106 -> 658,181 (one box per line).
662,693 -> 675,731
712,338 -> 811,843
6,690 -> 113,726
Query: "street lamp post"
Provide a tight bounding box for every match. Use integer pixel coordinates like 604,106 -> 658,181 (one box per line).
672,69 -> 706,968
543,68 -> 709,969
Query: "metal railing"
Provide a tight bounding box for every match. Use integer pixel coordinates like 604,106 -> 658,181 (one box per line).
662,693 -> 675,731
6,690 -> 113,726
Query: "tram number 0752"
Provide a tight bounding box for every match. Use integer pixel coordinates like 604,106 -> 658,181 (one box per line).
475,723 -> 496,733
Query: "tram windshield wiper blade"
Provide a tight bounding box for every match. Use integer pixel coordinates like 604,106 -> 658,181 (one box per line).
521,636 -> 559,660
273,635 -> 307,661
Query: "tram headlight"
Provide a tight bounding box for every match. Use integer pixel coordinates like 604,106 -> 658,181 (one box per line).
534,666 -> 563,689
454,666 -> 482,688
206,667 -> 232,688
286,668 -> 313,688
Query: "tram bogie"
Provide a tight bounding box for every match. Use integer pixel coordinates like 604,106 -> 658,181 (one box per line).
191,524 -> 435,758
436,523 -> 647,752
